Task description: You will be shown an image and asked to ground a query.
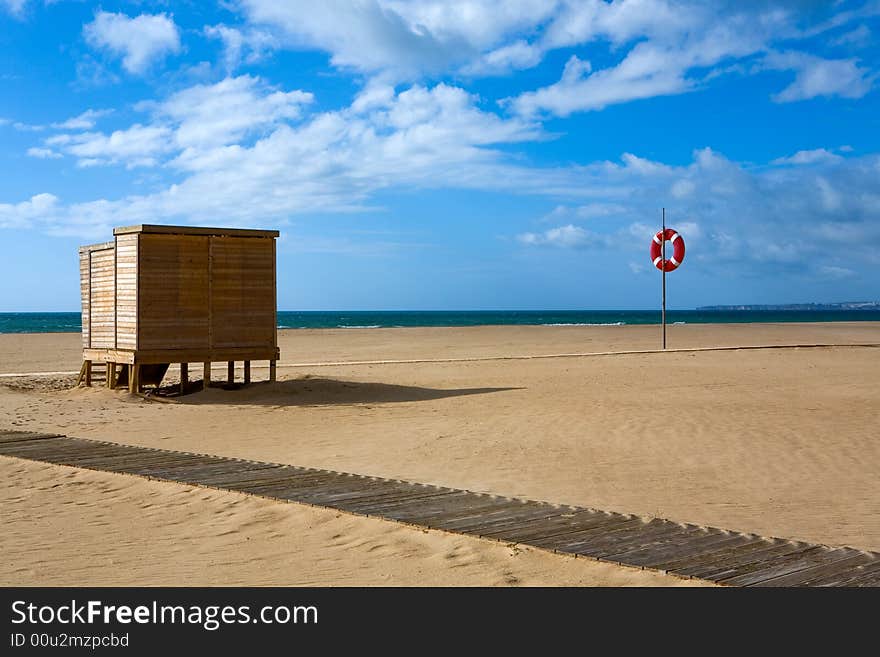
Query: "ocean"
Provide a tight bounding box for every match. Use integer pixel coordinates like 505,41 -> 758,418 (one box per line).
1,309 -> 879,333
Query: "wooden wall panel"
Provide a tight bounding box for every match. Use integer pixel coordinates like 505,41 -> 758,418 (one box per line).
88,248 -> 115,348
80,251 -> 90,348
115,234 -> 138,349
137,234 -> 210,350
210,236 -> 276,349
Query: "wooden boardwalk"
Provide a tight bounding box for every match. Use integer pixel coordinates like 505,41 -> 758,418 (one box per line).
1,429 -> 877,587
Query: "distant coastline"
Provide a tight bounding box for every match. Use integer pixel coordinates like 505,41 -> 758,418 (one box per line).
698,302 -> 880,311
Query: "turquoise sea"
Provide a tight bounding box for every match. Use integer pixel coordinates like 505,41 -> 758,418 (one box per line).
1,309 -> 879,333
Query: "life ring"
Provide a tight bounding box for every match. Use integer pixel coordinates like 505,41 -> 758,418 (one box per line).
650,229 -> 685,272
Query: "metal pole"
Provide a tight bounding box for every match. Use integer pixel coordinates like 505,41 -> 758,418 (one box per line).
662,207 -> 666,350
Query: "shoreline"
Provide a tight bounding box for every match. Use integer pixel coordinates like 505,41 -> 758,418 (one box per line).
0,318 -> 878,336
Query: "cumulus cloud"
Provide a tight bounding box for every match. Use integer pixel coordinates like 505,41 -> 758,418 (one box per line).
518,224 -> 594,248
205,24 -> 278,71
764,51 -> 876,102
26,147 -> 62,159
50,109 -> 113,131
0,0 -> 27,18
40,76 -> 314,168
7,79 -> 547,237
829,24 -> 872,48
238,0 -> 556,79
515,147 -> 880,279
83,11 -> 181,75
771,148 -> 843,166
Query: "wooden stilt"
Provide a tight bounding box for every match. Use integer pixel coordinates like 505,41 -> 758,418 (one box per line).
180,362 -> 188,395
228,361 -> 234,384
128,364 -> 140,394
244,360 -> 251,384
84,360 -> 92,387
107,362 -> 115,389
203,362 -> 211,390
76,361 -> 89,386
269,360 -> 276,382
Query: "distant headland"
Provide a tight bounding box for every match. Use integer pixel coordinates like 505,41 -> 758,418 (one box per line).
698,302 -> 880,311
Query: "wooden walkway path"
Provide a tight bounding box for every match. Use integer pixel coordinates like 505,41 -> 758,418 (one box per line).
1,429 -> 877,587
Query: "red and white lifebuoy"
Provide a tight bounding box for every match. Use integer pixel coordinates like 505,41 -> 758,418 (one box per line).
650,228 -> 685,272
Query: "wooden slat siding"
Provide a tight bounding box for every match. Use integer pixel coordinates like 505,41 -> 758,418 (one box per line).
210,236 -> 275,350
137,234 -> 210,350
2,431 -> 877,588
115,233 -> 138,350
80,249 -> 90,348
88,248 -> 115,348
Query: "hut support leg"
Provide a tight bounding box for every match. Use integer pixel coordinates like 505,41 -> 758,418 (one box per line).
180,363 -> 188,395
203,362 -> 211,390
128,364 -> 139,394
227,361 -> 235,384
244,361 -> 251,385
106,362 -> 115,389
269,360 -> 277,383
77,360 -> 92,387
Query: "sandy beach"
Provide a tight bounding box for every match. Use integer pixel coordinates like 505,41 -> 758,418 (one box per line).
1,322 -> 878,585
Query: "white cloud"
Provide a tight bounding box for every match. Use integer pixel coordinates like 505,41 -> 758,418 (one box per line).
205,24 -> 278,71
518,224 -> 593,248
26,147 -> 62,159
512,147 -> 880,279
239,0 -> 556,79
50,109 -> 113,130
41,76 -> 314,169
0,0 -> 27,18
462,39 -> 543,76
54,124 -> 175,168
83,12 -> 181,75
230,0 -> 877,116
159,75 -> 313,151
0,193 -> 59,229
8,80 -> 547,237
764,51 -> 876,102
830,24 -> 872,48
819,265 -> 856,279
771,148 -> 843,166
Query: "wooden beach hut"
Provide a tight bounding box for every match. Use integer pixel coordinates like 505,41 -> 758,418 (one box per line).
77,224 -> 280,393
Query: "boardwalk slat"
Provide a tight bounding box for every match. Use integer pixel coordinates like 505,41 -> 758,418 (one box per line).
650,532 -> 789,577
794,558 -> 880,587
0,432 -> 63,445
683,544 -> 819,581
715,546 -> 836,586
603,530 -> 754,568
526,516 -> 645,550
482,509 -> 623,542
2,428 -> 877,588
543,519 -> 684,555
670,540 -> 806,578
441,506 -> 563,534
748,552 -> 877,587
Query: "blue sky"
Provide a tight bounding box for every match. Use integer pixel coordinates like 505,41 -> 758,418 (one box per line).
1,0 -> 879,311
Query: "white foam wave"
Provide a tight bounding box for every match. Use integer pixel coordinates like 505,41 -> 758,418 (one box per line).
542,322 -> 626,326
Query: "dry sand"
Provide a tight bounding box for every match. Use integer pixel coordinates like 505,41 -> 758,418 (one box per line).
1,322 -> 878,585
0,456 -> 702,586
